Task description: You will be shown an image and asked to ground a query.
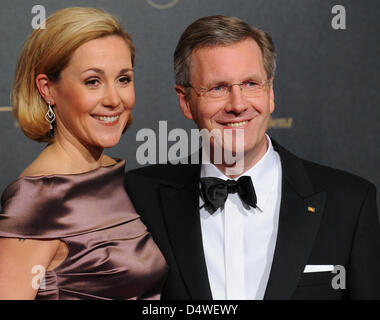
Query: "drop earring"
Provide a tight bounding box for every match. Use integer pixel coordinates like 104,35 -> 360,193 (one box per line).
45,102 -> 55,138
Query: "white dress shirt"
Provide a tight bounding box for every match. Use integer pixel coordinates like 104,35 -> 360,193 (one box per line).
200,135 -> 282,300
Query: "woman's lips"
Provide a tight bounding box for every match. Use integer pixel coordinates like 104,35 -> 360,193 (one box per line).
91,114 -> 121,126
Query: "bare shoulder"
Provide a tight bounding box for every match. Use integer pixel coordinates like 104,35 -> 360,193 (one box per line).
18,150 -> 118,179
19,159 -> 52,178
101,154 -> 118,167
18,146 -> 70,178
18,149 -> 59,178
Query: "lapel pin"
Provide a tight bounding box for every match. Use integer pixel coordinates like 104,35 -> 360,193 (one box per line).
307,206 -> 316,213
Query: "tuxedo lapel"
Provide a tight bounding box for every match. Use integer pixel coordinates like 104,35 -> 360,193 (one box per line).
264,140 -> 326,299
154,141 -> 326,300
158,164 -> 213,299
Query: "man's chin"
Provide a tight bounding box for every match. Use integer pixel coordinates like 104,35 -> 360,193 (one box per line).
205,142 -> 245,164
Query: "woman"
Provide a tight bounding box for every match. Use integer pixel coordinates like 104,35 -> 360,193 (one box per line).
0,7 -> 167,300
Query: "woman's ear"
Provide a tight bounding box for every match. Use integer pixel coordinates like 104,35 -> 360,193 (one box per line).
35,74 -> 56,105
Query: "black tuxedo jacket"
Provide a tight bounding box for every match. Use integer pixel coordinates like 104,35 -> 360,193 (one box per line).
125,140 -> 380,299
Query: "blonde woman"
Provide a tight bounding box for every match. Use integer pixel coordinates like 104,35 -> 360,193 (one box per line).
0,7 -> 167,300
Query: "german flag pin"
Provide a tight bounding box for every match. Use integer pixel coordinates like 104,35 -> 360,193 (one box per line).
307,206 -> 316,213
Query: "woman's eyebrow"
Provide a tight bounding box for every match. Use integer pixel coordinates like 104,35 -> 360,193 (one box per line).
81,67 -> 133,75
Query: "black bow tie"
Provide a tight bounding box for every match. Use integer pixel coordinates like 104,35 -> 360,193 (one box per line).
200,176 -> 257,214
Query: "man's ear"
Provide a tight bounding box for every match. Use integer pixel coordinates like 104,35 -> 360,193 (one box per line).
268,78 -> 275,114
35,74 -> 56,105
175,85 -> 194,120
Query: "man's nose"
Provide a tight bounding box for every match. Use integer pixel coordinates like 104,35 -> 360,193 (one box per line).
102,84 -> 121,108
224,84 -> 247,114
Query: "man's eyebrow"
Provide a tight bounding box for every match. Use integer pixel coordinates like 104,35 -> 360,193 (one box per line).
204,74 -> 265,86
81,68 -> 133,75
243,74 -> 266,81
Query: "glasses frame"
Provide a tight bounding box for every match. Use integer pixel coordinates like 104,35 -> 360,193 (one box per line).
185,79 -> 271,99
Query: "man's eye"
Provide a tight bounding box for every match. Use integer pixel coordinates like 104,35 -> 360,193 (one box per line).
246,81 -> 258,88
211,85 -> 224,92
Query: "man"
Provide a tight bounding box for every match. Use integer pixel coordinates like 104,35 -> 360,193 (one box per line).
125,15 -> 380,299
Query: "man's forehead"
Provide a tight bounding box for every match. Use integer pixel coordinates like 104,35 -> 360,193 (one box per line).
190,39 -> 266,84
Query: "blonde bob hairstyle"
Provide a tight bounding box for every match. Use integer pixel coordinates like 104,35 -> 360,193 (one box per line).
12,7 -> 135,142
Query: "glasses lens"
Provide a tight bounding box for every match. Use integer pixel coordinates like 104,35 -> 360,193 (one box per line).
201,80 -> 268,99
242,81 -> 266,97
205,85 -> 228,98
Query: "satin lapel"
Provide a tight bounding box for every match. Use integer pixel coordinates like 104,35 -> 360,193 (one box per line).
158,167 -> 213,300
265,140 -> 326,299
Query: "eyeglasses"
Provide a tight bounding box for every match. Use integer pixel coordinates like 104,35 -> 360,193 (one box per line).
185,79 -> 270,99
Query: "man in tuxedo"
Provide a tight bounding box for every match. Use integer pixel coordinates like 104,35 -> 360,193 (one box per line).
125,15 -> 380,299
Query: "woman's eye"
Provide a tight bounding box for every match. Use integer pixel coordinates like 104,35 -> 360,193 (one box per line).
118,76 -> 132,85
85,79 -> 100,87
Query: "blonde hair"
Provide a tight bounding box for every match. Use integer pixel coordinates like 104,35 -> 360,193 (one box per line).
12,7 -> 135,142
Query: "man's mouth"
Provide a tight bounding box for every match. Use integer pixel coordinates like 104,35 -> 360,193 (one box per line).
217,119 -> 251,128
224,120 -> 248,127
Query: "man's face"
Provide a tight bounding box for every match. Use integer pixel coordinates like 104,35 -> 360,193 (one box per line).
176,38 -> 275,166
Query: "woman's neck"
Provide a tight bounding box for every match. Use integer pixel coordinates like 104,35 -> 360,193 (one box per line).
45,134 -> 106,175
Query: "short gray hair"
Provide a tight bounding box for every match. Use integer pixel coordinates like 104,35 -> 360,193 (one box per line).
174,15 -> 276,87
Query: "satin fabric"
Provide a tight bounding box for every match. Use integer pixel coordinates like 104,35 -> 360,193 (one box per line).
0,160 -> 168,300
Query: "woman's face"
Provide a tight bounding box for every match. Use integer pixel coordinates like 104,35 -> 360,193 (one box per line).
50,35 -> 135,150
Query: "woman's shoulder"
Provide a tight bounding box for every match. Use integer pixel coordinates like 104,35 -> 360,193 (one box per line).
101,154 -> 118,167
0,151 -> 127,239
19,150 -> 118,178
18,145 -> 70,178
18,154 -> 56,178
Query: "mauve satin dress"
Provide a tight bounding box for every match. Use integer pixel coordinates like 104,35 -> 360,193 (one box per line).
0,159 -> 168,299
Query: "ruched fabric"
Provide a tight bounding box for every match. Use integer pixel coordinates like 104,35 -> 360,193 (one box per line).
0,160 -> 168,300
